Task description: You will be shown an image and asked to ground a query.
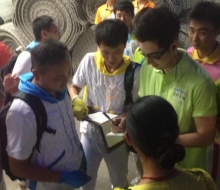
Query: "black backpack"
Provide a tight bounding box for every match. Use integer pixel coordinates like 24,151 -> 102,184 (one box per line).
0,91 -> 49,180
124,61 -> 140,106
124,61 -> 140,153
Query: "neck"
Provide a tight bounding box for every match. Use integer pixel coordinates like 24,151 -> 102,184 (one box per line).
140,156 -> 177,184
197,42 -> 218,59
163,50 -> 182,73
105,59 -> 124,73
107,0 -> 115,9
138,0 -> 148,5
32,78 -> 59,98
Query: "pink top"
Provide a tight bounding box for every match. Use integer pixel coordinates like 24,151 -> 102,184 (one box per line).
187,43 -> 220,82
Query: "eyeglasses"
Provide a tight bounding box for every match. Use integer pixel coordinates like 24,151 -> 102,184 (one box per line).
138,47 -> 167,60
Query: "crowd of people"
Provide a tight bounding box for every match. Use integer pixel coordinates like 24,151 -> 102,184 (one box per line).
0,0 -> 220,190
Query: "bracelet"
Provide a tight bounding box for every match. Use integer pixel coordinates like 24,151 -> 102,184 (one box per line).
71,95 -> 79,102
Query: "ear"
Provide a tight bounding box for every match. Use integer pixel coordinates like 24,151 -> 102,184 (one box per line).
41,29 -> 48,40
32,69 -> 40,80
169,40 -> 178,52
215,28 -> 220,36
124,131 -> 133,146
170,40 -> 178,51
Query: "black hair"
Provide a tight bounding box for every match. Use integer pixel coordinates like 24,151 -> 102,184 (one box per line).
113,0 -> 134,16
134,7 -> 180,48
95,19 -> 128,48
188,1 -> 220,29
126,96 -> 185,170
32,15 -> 55,41
31,39 -> 69,73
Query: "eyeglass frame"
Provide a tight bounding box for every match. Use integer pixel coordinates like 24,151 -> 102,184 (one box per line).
138,46 -> 168,60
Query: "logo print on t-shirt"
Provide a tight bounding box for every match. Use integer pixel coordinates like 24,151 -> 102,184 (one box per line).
172,87 -> 187,104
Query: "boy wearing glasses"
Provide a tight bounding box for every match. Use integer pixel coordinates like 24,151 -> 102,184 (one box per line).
134,7 -> 217,171
69,19 -> 140,190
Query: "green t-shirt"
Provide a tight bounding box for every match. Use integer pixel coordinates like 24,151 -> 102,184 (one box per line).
139,49 -> 217,169
114,169 -> 217,190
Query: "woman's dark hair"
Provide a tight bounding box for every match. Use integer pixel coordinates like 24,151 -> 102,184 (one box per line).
187,1 -> 220,29
134,7 -> 180,48
126,96 -> 185,169
32,15 -> 55,41
95,19 -> 128,48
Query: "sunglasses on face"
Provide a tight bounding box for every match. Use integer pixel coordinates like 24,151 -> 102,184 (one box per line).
138,47 -> 167,60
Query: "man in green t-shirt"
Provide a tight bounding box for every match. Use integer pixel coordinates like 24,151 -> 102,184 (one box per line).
133,7 -> 217,171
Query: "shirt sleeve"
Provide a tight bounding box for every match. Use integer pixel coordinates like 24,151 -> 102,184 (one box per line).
192,79 -> 217,117
12,51 -> 32,76
95,8 -> 102,24
149,1 -> 156,8
72,54 -> 89,88
6,99 -> 37,160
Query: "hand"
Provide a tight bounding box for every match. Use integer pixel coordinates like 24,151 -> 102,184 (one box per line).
72,98 -> 88,121
3,73 -> 19,94
59,170 -> 91,188
112,116 -> 126,132
111,122 -> 123,133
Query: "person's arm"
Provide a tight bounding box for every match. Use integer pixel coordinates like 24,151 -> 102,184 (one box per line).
9,155 -> 91,188
3,73 -> 19,95
9,157 -> 60,182
68,83 -> 82,100
69,55 -> 90,120
178,116 -> 216,147
94,8 -> 102,24
12,51 -> 32,76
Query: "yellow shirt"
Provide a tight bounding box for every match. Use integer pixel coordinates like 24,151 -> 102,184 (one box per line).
114,168 -> 217,190
95,3 -> 114,24
132,0 -> 155,15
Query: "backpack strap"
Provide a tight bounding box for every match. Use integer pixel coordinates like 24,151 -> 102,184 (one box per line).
13,91 -> 50,152
124,61 -> 140,106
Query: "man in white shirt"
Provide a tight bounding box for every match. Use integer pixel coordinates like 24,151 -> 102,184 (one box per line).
6,40 -> 90,190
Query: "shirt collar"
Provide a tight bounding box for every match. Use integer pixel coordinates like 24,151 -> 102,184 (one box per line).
155,49 -> 191,81
104,2 -> 113,11
133,0 -> 150,9
190,42 -> 220,65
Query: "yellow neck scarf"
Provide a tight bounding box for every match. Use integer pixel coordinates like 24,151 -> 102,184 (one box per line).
94,51 -> 131,76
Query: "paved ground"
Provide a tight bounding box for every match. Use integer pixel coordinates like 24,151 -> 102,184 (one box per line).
4,120 -> 137,190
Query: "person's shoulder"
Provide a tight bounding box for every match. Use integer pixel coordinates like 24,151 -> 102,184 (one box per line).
186,46 -> 194,55
7,98 -> 35,124
15,50 -> 31,63
9,98 -> 33,115
179,48 -> 209,77
81,52 -> 96,65
17,50 -> 31,58
182,168 -> 217,190
132,0 -> 137,6
149,0 -> 156,8
97,3 -> 107,11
